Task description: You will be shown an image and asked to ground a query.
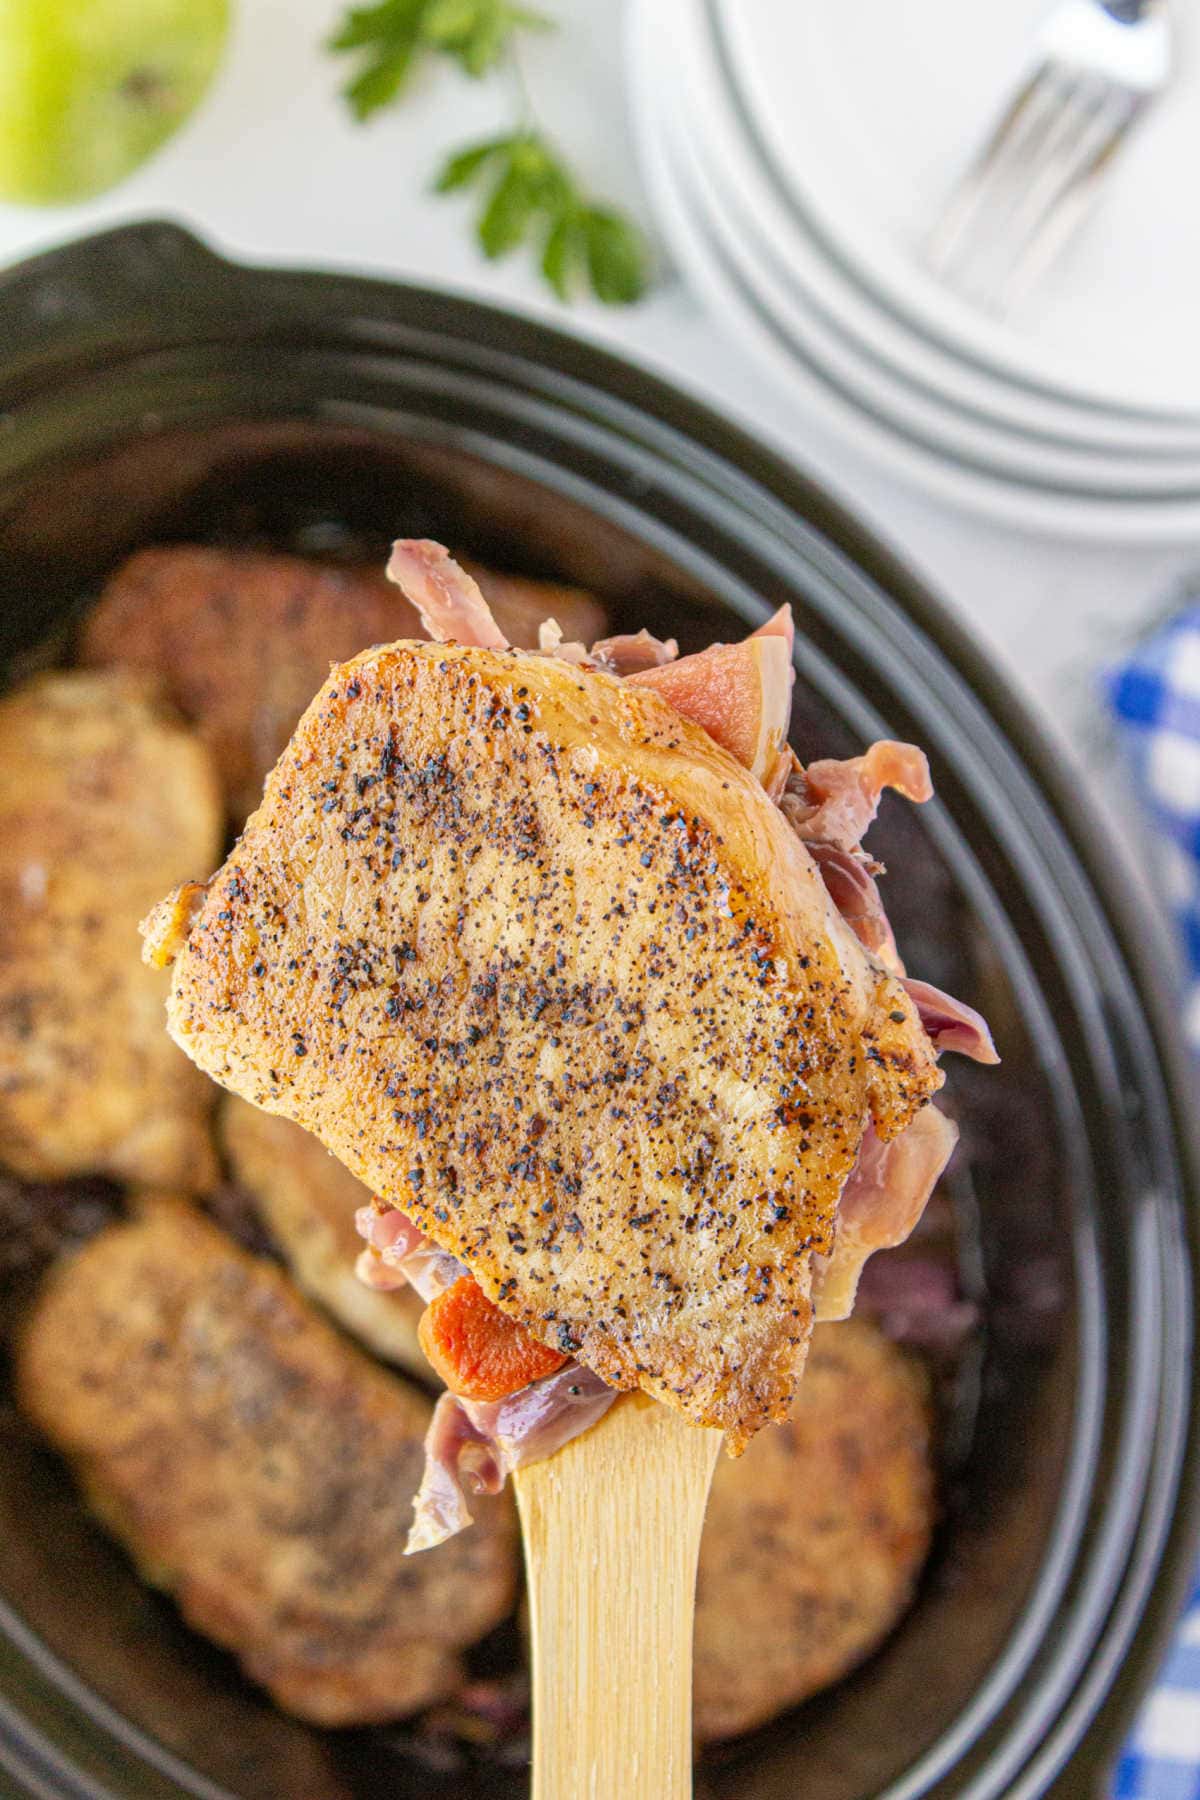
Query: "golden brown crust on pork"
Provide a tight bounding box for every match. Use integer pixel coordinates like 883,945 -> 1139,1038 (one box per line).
694,1319 -> 935,1740
151,642 -> 940,1447
219,1095 -> 428,1375
14,1199 -> 517,1727
0,671 -> 221,1188
82,545 -> 605,820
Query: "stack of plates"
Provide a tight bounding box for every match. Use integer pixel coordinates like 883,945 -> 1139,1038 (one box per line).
627,0 -> 1200,539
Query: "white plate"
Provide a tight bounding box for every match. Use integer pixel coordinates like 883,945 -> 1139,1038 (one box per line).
673,0 -> 1200,460
627,1 -> 1200,539
677,103 -> 1200,497
715,0 -> 1200,421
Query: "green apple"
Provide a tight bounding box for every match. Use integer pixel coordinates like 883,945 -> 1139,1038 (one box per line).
0,0 -> 230,204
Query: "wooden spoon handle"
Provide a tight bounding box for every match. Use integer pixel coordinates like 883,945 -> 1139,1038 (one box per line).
514,1392 -> 723,1800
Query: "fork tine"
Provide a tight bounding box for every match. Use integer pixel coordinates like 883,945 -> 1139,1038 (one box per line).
960,69 -> 1116,304
938,68 -> 1100,303
998,84 -> 1142,309
1006,69 -> 1107,223
924,65 -> 1058,277
925,0 -> 1171,308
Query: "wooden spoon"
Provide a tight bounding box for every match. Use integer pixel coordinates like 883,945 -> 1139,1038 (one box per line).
514,1392 -> 723,1800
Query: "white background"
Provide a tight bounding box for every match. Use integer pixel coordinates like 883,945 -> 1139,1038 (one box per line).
0,0 -> 1192,883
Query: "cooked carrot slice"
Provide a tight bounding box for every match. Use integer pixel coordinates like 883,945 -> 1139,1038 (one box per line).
418,1274 -> 568,1402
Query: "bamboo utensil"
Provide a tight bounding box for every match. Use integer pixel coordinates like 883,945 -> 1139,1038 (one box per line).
514,1393 -> 723,1800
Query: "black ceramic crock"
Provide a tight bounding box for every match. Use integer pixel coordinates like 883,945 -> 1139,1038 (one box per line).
0,221 -> 1194,1800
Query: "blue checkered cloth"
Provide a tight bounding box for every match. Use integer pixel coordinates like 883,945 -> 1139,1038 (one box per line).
1113,1571 -> 1200,1800
1107,607 -> 1200,1795
1109,601 -> 1200,1051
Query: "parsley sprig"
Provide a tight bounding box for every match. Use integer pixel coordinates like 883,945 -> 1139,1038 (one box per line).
327,1 -> 650,305
437,132 -> 646,303
330,0 -> 550,118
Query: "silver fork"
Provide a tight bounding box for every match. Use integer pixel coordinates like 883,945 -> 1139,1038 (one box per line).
924,0 -> 1173,312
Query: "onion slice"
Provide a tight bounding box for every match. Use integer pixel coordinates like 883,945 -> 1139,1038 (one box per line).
387,539 -> 509,650
407,1366 -> 618,1552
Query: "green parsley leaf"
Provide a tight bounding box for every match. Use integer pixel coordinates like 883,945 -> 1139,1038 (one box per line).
341,48 -> 417,119
580,205 -> 648,305
328,0 -> 415,50
328,0 -> 428,120
540,208 -> 581,301
433,129 -> 650,305
328,0 -> 547,116
326,4 -> 653,304
477,158 -> 543,257
423,0 -> 550,79
434,134 -> 516,193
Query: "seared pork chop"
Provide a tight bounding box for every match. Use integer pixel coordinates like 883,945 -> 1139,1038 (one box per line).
146,636 -> 941,1447
15,1198 -> 517,1726
220,1094 -> 428,1375
694,1318 -> 934,1739
0,671 -> 221,1188
82,545 -> 605,820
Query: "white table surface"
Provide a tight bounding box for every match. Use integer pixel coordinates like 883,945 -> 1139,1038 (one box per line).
0,0 -> 1190,895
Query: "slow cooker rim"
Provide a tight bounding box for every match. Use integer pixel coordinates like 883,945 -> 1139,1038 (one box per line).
0,220 -> 1193,1800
